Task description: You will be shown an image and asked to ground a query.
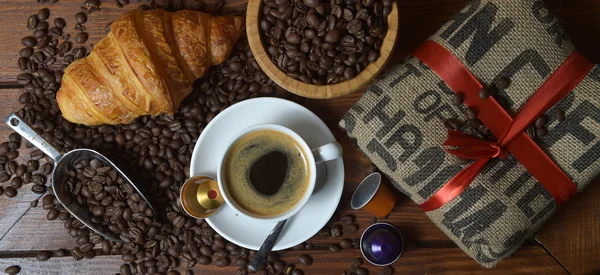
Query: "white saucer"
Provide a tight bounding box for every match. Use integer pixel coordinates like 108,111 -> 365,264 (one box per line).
189,98 -> 344,251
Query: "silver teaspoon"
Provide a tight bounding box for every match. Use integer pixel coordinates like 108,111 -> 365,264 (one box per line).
248,219 -> 288,272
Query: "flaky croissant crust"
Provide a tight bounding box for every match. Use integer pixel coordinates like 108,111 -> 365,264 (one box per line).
57,9 -> 244,125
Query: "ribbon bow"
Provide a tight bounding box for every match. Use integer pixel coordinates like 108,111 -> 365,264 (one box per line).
413,40 -> 593,212
443,131 -> 508,160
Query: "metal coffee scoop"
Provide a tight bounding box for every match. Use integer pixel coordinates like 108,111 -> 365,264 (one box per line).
6,113 -> 155,243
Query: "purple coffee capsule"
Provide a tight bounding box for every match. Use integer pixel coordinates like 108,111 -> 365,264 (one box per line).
360,222 -> 403,266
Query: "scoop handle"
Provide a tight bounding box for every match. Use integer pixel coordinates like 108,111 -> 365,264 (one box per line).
6,113 -> 62,162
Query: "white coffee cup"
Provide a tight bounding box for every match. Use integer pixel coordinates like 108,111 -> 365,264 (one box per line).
217,123 -> 342,223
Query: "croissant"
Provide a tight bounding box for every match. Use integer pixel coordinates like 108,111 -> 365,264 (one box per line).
56,9 -> 244,125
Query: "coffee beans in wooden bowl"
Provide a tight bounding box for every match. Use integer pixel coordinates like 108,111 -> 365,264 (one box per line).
247,0 -> 398,98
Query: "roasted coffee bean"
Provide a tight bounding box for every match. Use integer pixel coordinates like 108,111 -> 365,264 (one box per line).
19,47 -> 34,58
75,32 -> 89,44
11,177 -> 22,189
33,29 -> 47,39
73,47 -> 86,59
18,57 -> 28,70
32,52 -> 45,63
58,211 -> 70,220
196,255 -> 211,265
340,215 -> 354,225
329,243 -> 341,252
120,264 -> 132,275
27,160 -> 39,172
356,267 -> 369,275
105,21 -> 112,34
48,26 -> 62,37
47,208 -> 59,220
526,125 -> 536,138
343,224 -> 358,234
28,15 -> 39,30
122,253 -> 136,262
292,269 -> 304,275
75,12 -> 88,24
452,93 -> 464,106
22,172 -> 32,184
85,0 -> 100,7
4,186 -> 17,197
36,250 -> 51,261
22,36 -> 37,47
17,73 -> 32,84
298,254 -> 312,266
340,238 -> 352,249
536,127 -> 548,138
37,8 -> 50,20
54,18 -> 67,28
216,250 -> 228,257
215,257 -> 230,267
52,249 -> 66,257
234,257 -> 248,266
283,264 -> 295,275
332,224 -> 342,237
43,47 -> 57,59
478,87 -> 491,99
5,265 -> 20,275
534,115 -> 548,129
63,54 -> 74,63
556,109 -> 566,122
32,184 -> 46,194
36,21 -> 49,31
31,149 -> 44,160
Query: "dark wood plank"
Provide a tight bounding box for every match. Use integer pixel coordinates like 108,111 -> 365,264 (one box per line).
0,246 -> 566,275
0,89 -> 46,245
538,176 -> 600,275
0,206 -> 78,251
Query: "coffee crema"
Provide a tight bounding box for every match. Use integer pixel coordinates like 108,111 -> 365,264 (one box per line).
222,129 -> 310,217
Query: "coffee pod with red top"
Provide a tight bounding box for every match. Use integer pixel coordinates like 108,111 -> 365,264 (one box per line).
360,222 -> 404,266
180,175 -> 224,219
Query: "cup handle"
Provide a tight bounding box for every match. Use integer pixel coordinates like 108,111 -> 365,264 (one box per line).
311,142 -> 342,164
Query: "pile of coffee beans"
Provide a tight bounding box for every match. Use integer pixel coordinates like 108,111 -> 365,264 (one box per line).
0,131 -> 52,198
63,157 -> 155,243
260,0 -> 392,84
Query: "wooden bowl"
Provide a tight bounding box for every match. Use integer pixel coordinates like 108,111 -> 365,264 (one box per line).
246,0 -> 399,99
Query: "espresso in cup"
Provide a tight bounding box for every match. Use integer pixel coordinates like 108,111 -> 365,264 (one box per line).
222,129 -> 311,217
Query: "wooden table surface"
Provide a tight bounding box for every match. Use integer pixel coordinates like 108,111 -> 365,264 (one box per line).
0,0 -> 599,274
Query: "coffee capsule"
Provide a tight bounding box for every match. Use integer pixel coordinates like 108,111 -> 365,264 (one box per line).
351,172 -> 396,218
360,222 -> 404,266
180,175 -> 224,219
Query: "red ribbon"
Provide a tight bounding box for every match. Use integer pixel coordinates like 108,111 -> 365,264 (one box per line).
412,40 -> 593,212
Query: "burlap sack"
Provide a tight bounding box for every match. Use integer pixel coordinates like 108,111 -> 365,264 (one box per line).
340,0 -> 600,267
